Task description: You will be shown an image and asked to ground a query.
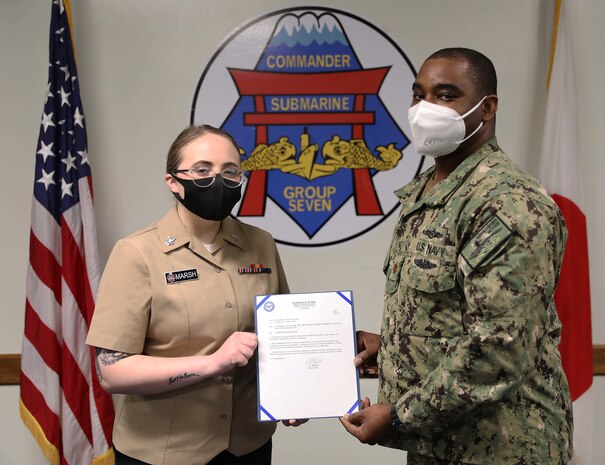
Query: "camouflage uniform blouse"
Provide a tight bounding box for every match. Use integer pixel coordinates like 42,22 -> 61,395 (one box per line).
379,139 -> 573,464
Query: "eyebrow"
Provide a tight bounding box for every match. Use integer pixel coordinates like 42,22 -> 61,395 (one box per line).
412,82 -> 463,93
191,160 -> 240,169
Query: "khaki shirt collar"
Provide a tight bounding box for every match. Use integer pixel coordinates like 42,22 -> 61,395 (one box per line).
157,206 -> 191,253
395,137 -> 499,219
219,216 -> 245,251
157,206 -> 245,256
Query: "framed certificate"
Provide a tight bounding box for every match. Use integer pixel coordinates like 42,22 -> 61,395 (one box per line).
255,290 -> 361,421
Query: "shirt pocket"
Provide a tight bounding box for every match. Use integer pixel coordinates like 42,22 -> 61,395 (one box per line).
401,238 -> 457,293
401,252 -> 456,292
397,246 -> 464,338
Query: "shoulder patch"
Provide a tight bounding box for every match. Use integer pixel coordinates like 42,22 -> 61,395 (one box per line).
461,214 -> 512,270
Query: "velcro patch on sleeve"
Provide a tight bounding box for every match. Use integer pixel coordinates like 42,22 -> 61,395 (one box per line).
461,214 -> 512,271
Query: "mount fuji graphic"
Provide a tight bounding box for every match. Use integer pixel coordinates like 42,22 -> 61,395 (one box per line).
271,13 -> 348,47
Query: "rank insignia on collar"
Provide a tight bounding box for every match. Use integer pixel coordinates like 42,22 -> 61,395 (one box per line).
238,263 -> 272,274
165,236 -> 176,246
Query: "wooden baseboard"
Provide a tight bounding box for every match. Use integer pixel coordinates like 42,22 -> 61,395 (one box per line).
2,346 -> 605,385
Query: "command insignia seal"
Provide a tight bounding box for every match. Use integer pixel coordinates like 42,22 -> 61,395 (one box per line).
191,7 -> 423,246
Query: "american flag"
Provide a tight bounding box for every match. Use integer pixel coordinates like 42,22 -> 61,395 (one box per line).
19,1 -> 115,464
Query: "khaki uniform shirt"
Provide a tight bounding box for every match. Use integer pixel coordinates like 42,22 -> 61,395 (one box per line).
86,207 -> 289,465
379,139 -> 572,465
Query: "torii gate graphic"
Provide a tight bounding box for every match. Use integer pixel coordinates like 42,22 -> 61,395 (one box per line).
229,67 -> 391,219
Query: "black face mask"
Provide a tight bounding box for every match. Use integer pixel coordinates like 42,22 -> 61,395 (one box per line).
171,174 -> 241,221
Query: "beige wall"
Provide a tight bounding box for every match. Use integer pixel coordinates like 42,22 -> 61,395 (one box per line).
1,1 -> 603,463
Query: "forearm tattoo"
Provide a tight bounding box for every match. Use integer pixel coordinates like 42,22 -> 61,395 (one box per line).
93,348 -> 201,388
168,372 -> 200,385
94,347 -> 133,382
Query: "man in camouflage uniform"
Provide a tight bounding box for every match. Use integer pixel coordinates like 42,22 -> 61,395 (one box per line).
340,48 -> 573,465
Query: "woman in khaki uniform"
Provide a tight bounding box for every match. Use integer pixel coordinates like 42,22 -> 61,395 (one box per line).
86,125 -> 294,465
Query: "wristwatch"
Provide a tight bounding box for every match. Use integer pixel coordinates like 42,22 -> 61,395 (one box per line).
390,403 -> 404,431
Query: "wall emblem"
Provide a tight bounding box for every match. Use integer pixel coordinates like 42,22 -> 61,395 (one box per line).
192,7 -> 423,246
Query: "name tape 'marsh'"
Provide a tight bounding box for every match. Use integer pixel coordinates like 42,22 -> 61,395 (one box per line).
164,268 -> 199,285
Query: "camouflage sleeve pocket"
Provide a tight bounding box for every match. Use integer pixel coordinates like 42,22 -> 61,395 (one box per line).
460,214 -> 512,272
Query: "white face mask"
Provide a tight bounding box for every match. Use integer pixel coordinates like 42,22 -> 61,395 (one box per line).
407,96 -> 487,158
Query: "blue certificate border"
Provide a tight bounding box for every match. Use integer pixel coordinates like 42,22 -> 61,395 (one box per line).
254,290 -> 361,421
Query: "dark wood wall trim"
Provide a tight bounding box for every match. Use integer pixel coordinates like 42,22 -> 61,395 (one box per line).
2,346 -> 605,385
0,354 -> 21,385
594,344 -> 605,376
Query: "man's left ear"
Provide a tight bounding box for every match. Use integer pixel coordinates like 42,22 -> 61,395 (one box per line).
482,95 -> 498,121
